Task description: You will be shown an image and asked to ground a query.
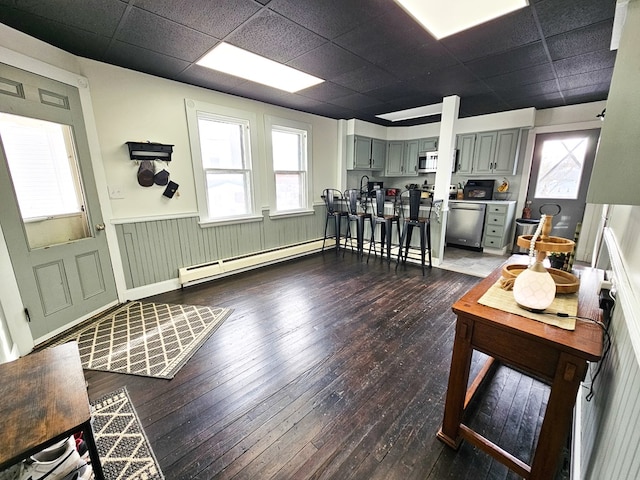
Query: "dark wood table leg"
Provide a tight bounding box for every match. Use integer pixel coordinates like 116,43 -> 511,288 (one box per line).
82,420 -> 105,480
529,352 -> 588,479
437,317 -> 475,449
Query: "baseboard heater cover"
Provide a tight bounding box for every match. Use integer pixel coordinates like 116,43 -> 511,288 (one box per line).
178,239 -> 332,286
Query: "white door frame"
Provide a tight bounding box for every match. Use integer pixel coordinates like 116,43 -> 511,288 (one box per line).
0,46 -> 127,355
518,120 -> 605,263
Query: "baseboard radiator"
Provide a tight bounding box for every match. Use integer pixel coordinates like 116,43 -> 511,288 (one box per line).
178,239 -> 332,287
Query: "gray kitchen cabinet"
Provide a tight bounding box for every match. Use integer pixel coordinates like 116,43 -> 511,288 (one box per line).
472,131 -> 498,174
385,141 -> 404,176
385,139 -> 419,176
456,134 -> 475,174
493,129 -> 520,174
346,135 -> 386,170
404,139 -> 420,175
455,129 -> 519,175
419,137 -> 438,152
371,138 -> 386,170
482,202 -> 516,251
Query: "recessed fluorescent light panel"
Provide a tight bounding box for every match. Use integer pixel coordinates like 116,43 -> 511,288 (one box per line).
376,103 -> 443,122
197,42 -> 324,93
395,0 -> 529,39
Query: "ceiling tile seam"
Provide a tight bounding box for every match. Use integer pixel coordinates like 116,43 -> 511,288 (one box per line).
0,5 -> 115,57
529,3 -> 566,106
173,4 -> 311,80
408,36 -> 521,115
105,1 -> 137,59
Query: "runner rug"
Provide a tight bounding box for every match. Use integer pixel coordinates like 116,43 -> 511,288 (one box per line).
92,387 -> 164,479
50,301 -> 232,379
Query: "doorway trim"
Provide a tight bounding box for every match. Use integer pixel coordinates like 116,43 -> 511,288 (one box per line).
0,46 -> 126,355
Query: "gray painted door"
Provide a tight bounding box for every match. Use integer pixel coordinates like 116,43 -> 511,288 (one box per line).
0,63 -> 117,340
525,129 -> 600,242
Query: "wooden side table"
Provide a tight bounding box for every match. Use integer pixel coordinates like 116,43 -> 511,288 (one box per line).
437,263 -> 603,479
0,342 -> 105,480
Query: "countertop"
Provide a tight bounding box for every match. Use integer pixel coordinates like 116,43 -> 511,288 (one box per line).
449,199 -> 516,205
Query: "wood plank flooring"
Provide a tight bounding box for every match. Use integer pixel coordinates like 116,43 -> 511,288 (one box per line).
84,252 -> 562,480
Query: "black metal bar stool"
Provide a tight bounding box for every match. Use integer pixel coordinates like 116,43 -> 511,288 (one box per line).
367,188 -> 401,263
343,188 -> 371,257
396,189 -> 442,275
321,188 -> 348,252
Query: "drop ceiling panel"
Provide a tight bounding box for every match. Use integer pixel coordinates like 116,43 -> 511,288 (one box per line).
483,63 -> 557,91
287,42 -> 368,79
534,0 -> 616,37
105,40 -> 192,78
0,0 -> 126,37
115,7 -> 215,61
0,0 -> 618,125
546,21 -> 615,60
133,0 -> 260,38
267,0 -> 392,40
554,50 -> 617,78
464,43 -> 549,79
297,82 -> 355,102
225,10 -> 326,63
441,8 -> 541,63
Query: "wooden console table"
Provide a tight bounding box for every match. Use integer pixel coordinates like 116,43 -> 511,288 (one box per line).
0,342 -> 105,480
437,262 -> 603,479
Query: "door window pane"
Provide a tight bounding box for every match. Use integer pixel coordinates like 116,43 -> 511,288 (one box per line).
0,112 -> 90,248
534,137 -> 587,199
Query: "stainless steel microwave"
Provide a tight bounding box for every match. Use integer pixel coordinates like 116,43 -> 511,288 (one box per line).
418,152 -> 438,173
418,150 -> 458,174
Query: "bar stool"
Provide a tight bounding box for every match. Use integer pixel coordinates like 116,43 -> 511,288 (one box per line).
367,188 -> 401,263
343,188 -> 371,257
321,188 -> 348,252
396,189 -> 443,275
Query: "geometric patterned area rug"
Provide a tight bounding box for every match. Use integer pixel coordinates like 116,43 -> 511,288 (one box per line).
92,387 -> 164,479
50,301 -> 232,379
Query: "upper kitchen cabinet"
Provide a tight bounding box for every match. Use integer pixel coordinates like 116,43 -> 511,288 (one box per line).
456,128 -> 520,175
419,137 -> 438,152
346,135 -> 386,170
371,138 -> 386,170
385,139 -> 419,177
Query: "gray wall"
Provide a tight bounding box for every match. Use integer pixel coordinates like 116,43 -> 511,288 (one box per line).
116,206 -> 326,289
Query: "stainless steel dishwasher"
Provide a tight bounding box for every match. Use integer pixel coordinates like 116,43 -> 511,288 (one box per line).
445,201 -> 486,250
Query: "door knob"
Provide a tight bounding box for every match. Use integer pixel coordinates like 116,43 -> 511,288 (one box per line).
95,223 -> 105,231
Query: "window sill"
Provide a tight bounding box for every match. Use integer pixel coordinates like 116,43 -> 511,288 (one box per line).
198,214 -> 264,228
268,209 -> 315,220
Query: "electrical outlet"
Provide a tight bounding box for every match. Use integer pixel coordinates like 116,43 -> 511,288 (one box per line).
109,185 -> 124,199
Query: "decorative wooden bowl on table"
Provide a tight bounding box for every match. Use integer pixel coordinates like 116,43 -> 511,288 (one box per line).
502,264 -> 580,294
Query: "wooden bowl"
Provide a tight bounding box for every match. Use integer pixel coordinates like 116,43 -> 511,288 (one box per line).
502,264 -> 580,294
516,235 -> 575,253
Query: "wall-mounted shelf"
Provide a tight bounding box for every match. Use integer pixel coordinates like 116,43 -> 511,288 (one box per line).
126,141 -> 173,161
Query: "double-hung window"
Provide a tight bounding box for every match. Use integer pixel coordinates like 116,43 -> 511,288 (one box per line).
266,116 -> 312,215
186,100 -> 258,224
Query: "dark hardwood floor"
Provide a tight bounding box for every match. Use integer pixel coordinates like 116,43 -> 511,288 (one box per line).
84,252 -> 558,480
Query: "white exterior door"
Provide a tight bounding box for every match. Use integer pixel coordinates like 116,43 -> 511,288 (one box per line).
0,62 -> 117,341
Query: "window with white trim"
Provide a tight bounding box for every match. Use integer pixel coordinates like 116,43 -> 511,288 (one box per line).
186,99 -> 258,224
265,116 -> 312,215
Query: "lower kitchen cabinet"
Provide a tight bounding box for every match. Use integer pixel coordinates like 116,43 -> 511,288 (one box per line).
482,202 -> 517,252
